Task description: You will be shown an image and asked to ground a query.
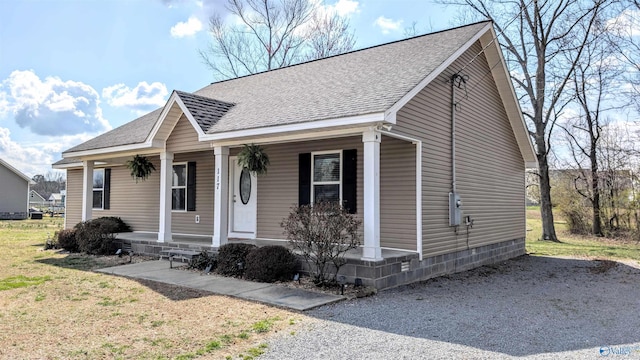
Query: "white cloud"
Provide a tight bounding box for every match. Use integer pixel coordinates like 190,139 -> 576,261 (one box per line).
170,16 -> 203,38
323,0 -> 359,17
102,81 -> 169,112
0,127 -> 96,176
0,70 -> 111,136
606,9 -> 640,38
0,127 -> 54,177
374,16 -> 403,35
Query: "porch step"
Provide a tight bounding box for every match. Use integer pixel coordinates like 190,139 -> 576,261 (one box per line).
159,249 -> 203,268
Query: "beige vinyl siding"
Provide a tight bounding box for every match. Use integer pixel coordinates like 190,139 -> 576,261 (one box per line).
172,151 -> 215,236
253,137 -> 363,240
166,114 -> 210,153
393,41 -> 525,257
380,135 -> 416,250
154,103 -> 184,142
65,169 -> 83,229
93,158 -> 160,232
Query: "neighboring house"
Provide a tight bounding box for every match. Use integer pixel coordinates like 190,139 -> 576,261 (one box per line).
48,191 -> 66,206
0,158 -> 34,220
29,190 -> 48,209
53,21 -> 537,289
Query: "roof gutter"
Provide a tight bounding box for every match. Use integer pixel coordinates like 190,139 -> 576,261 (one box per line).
61,140 -> 164,160
199,112 -> 387,143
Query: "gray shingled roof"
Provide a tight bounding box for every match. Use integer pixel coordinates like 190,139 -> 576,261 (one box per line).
195,21 -> 488,133
60,21 -> 489,158
175,90 -> 235,132
63,108 -> 162,153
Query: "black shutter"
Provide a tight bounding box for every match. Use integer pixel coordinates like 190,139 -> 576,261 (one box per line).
103,168 -> 111,210
187,162 -> 196,211
342,149 -> 357,214
299,153 -> 311,206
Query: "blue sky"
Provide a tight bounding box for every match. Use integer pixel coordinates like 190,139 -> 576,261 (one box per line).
0,0 -> 457,177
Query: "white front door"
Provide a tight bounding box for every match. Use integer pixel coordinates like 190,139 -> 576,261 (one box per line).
229,157 -> 257,238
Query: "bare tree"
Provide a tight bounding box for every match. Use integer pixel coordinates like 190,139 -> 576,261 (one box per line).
304,10 -> 355,60
31,171 -> 66,199
558,18 -> 624,236
440,0 -> 608,241
200,0 -> 356,80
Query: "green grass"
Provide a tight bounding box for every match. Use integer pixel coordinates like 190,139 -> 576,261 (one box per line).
0,275 -> 51,291
526,207 -> 640,261
252,317 -> 280,333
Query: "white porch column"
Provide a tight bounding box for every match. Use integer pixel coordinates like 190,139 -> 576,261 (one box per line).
362,129 -> 383,260
81,160 -> 94,221
158,151 -> 173,242
213,146 -> 229,247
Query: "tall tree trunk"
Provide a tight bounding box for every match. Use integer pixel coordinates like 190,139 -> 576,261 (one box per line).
536,135 -> 559,242
590,148 -> 602,236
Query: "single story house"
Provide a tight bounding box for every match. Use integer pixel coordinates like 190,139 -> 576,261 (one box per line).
0,158 -> 34,220
48,191 -> 66,206
29,190 -> 48,209
54,21 -> 537,289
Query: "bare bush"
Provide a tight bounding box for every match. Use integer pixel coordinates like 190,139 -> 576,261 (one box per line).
281,202 -> 361,286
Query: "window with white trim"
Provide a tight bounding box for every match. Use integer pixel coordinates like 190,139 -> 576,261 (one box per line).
311,151 -> 342,204
172,163 -> 187,211
92,169 -> 104,209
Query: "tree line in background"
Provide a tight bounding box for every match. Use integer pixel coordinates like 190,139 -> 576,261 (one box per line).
31,172 -> 65,200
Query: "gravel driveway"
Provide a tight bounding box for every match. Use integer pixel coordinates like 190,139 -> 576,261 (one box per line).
261,255 -> 640,359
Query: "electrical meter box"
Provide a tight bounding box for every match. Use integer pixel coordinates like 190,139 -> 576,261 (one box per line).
449,192 -> 462,226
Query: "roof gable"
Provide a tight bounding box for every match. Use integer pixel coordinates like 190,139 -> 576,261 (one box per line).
0,158 -> 33,183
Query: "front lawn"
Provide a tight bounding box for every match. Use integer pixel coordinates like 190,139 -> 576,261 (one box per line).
0,218 -> 302,359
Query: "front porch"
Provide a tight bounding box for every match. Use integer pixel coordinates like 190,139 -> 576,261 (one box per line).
114,232 -> 526,290
76,128 -> 422,262
115,232 -> 420,289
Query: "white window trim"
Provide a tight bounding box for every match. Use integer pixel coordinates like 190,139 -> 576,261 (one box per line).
92,168 -> 104,210
172,162 -> 188,212
310,150 -> 342,205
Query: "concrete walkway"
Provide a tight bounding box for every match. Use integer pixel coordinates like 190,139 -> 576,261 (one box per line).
96,260 -> 344,311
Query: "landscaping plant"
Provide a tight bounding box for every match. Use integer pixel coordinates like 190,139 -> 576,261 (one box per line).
126,154 -> 156,182
237,144 -> 270,176
281,201 -> 361,286
216,243 -> 257,277
244,245 -> 299,282
55,229 -> 79,252
188,251 -> 218,271
73,217 -> 130,255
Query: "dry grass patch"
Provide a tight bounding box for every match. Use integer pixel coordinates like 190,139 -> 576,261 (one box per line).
0,218 -> 305,359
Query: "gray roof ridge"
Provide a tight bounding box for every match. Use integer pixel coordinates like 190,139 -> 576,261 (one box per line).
174,90 -> 235,106
173,90 -> 236,132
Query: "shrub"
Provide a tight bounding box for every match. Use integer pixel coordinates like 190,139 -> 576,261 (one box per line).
74,219 -> 117,255
55,229 -> 79,252
244,245 -> 299,283
93,217 -> 131,233
561,205 -> 591,235
216,243 -> 257,277
281,201 -> 361,286
189,251 -> 218,271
